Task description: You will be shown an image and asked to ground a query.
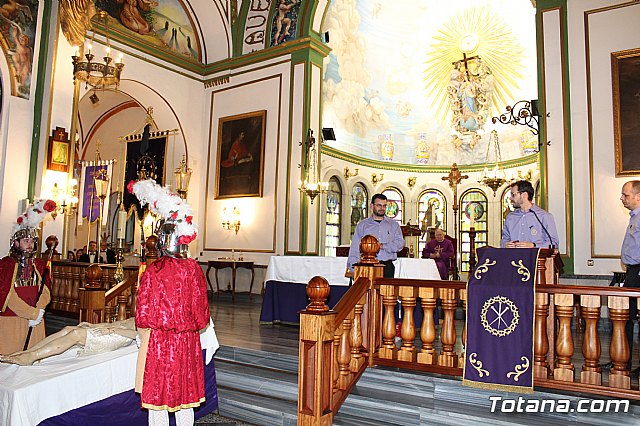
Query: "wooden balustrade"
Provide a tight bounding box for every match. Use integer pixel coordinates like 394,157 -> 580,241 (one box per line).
297,240 -> 640,425
49,260 -> 138,318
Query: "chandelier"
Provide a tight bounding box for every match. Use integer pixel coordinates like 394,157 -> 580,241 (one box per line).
479,130 -> 507,196
72,11 -> 124,89
298,129 -> 328,204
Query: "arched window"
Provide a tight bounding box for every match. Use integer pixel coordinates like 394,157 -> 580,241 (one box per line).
417,189 -> 446,255
382,187 -> 403,225
325,176 -> 342,256
459,189 -> 488,273
350,183 -> 368,237
535,180 -> 541,206
501,186 -> 514,230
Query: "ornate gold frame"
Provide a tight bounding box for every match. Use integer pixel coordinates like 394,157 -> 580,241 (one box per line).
612,48 -> 640,176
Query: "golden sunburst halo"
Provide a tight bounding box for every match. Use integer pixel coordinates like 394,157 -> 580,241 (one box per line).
424,5 -> 525,123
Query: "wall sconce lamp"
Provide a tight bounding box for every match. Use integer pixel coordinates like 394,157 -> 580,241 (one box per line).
371,173 -> 384,186
174,155 -> 192,199
407,176 -> 416,189
51,179 -> 79,219
344,167 -> 359,180
222,207 -> 241,234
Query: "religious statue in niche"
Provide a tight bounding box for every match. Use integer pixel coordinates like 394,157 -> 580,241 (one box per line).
270,0 -> 300,46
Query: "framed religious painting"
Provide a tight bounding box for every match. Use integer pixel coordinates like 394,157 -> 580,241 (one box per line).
215,110 -> 266,199
612,48 -> 640,176
47,127 -> 70,173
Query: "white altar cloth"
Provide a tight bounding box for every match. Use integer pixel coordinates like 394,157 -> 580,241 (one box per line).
0,321 -> 220,426
0,343 -> 138,426
265,256 -> 440,285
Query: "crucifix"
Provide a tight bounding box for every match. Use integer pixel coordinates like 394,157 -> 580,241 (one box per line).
453,53 -> 480,79
442,163 -> 468,280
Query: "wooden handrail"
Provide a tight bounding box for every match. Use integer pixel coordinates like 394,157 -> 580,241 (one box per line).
297,240 -> 618,425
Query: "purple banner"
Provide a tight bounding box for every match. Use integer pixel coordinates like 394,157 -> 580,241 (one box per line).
463,247 -> 539,393
82,165 -> 107,222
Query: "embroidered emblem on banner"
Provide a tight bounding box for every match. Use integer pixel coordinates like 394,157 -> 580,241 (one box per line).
468,353 -> 489,377
510,260 -> 531,282
506,356 -> 530,382
474,258 -> 496,280
481,296 -> 519,337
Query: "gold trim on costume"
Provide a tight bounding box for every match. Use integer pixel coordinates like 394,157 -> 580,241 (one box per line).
510,259 -> 531,282
473,258 -> 496,280
141,396 -> 206,413
468,352 -> 489,378
506,356 -> 530,382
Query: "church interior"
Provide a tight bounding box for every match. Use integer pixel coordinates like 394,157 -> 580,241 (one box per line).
1,0 -> 640,424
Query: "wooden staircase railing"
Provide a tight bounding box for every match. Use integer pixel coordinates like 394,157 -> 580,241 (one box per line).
297,238 -> 639,425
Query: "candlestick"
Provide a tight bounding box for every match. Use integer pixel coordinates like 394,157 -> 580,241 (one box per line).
117,209 -> 127,239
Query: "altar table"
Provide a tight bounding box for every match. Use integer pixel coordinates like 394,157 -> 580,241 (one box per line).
0,324 -> 219,426
260,256 -> 440,324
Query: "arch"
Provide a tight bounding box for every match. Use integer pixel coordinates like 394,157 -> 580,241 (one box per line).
459,188 -> 488,273
324,175 -> 341,256
381,186 -> 404,225
417,188 -> 447,255
349,181 -> 368,237
500,185 -> 514,230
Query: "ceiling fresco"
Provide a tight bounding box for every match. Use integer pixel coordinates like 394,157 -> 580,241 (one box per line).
321,0 -> 538,166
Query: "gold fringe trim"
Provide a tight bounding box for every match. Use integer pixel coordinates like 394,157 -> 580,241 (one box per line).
142,397 -> 206,412
462,378 -> 534,394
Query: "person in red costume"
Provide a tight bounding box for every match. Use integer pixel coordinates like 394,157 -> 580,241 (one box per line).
0,199 -> 56,355
422,228 -> 454,280
221,131 -> 253,168
131,179 -> 209,426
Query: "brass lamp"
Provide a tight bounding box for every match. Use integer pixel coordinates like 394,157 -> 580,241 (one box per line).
174,155 -> 192,199
72,11 -> 124,89
222,207 -> 241,234
479,130 -> 507,196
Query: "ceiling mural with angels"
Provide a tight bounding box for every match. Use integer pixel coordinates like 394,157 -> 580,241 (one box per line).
321,0 -> 538,166
95,0 -> 200,62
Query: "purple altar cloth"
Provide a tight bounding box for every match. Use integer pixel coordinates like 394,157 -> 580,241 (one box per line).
40,354 -> 217,426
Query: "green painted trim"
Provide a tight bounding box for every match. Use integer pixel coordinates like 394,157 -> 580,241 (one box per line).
205,36 -> 329,75
91,21 -> 205,74
233,0 -> 251,57
321,145 -> 539,173
537,0 -> 574,274
28,1 -> 53,200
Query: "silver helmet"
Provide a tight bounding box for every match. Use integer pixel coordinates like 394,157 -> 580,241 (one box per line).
154,220 -> 190,258
9,227 -> 39,258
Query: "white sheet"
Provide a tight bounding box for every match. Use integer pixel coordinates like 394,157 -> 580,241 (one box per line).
265,256 -> 441,285
0,323 -> 220,426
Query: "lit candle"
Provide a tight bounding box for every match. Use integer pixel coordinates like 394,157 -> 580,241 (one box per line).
87,43 -> 93,55
105,46 -> 111,58
117,210 -> 127,239
470,212 -> 475,228
117,53 -> 123,64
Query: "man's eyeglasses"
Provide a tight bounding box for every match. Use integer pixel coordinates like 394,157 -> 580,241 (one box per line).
373,203 -> 387,208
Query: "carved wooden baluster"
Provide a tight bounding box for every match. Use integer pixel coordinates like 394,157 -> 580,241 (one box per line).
534,293 -> 550,379
459,288 -> 467,367
338,318 -> 353,390
71,269 -> 80,312
554,294 -> 575,381
79,264 -> 105,324
378,285 -> 397,359
104,304 -> 115,323
333,333 -> 340,393
117,294 -> 129,321
536,256 -> 548,285
608,296 -> 631,389
438,288 -> 457,367
350,299 -> 365,372
398,286 -> 417,362
580,295 -> 601,385
51,265 -> 62,310
417,287 -> 436,365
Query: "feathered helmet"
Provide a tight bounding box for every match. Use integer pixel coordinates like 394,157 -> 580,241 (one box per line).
10,199 -> 57,256
129,179 -> 197,256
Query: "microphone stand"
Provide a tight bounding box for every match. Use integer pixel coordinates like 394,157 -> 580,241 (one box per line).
23,241 -> 57,351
